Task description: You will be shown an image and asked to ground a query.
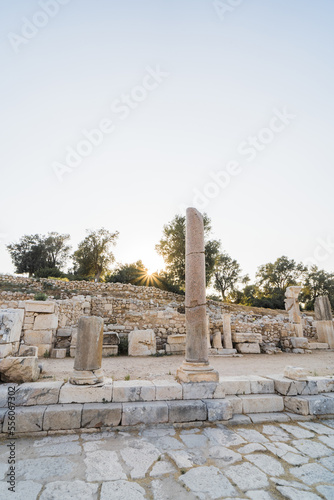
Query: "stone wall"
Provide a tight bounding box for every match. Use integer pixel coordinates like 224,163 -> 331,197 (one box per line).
0,274 -> 320,355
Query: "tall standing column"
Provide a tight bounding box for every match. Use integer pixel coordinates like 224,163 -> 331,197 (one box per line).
177,208 -> 218,382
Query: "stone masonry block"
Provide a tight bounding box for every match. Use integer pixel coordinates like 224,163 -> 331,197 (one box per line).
51,348 -> 66,359
239,394 -> 284,413
290,337 -> 309,349
128,329 -> 156,356
33,314 -> 58,331
182,382 -> 217,400
284,396 -> 310,415
121,401 -> 168,426
236,343 -> 261,354
59,380 -> 113,404
225,395 -> 243,414
217,376 -> 251,395
82,402 -> 122,428
153,380 -> 182,400
25,301 -> 55,313
247,376 -> 275,394
203,399 -> 233,421
308,394 -> 334,415
3,405 -> 46,433
308,376 -> 334,393
43,404 -> 82,430
167,400 -> 207,423
113,380 -> 155,402
0,384 -> 18,408
232,333 -> 262,343
24,330 -> 53,345
16,381 -> 63,406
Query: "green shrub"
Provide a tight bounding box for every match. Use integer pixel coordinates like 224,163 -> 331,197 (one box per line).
34,292 -> 48,301
34,267 -> 65,279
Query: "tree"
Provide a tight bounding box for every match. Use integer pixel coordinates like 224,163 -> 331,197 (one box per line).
7,232 -> 71,277
155,214 -> 220,289
73,228 -> 119,281
107,260 -> 150,285
213,252 -> 243,300
300,266 -> 334,310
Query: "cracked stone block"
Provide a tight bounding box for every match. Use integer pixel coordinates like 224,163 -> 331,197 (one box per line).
239,394 -> 284,413
128,329 -> 156,356
0,356 -> 40,383
249,412 -> 291,424
153,380 -> 182,400
43,403 -> 82,430
25,301 -> 55,313
235,342 -> 261,354
179,466 -> 237,498
101,481 -> 145,500
59,380 -> 113,404
3,405 -> 46,433
121,401 -> 168,425
284,396 -> 310,415
203,399 -> 232,421
167,400 -> 207,423
102,345 -> 118,356
290,337 -> 309,349
33,314 -> 58,330
182,382 -> 217,399
246,375 -> 275,394
308,376 -> 334,393
0,308 -> 24,345
0,383 -> 18,407
225,462 -> 269,491
85,450 -> 126,481
18,345 -> 38,357
217,376 -> 251,395
16,381 -> 63,406
113,380 -> 155,402
82,402 -> 121,428
284,366 -> 308,380
225,395 -> 242,414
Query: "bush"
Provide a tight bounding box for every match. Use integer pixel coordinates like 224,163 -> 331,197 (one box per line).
34,292 -> 48,301
34,267 -> 65,279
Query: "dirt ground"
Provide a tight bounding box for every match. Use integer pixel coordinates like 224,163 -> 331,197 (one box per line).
40,351 -> 334,382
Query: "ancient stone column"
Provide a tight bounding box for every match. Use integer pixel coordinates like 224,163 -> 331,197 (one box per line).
314,296 -> 334,347
207,315 -> 212,348
70,316 -> 104,385
177,208 -> 218,382
212,330 -> 223,349
285,286 -> 303,338
223,313 -> 233,349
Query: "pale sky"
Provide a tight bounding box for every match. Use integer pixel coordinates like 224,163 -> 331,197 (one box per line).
1,0 -> 334,279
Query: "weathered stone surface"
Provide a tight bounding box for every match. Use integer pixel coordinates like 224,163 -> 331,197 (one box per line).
308,394 -> 334,415
18,345 -> 38,357
59,380 -> 113,403
315,320 -> 334,347
182,382 -> 217,399
153,380 -> 182,400
0,383 -> 17,408
232,332 -> 262,343
40,481 -> 98,500
247,453 -> 284,476
292,439 -> 332,458
247,375 -> 275,394
239,394 -> 284,413
51,348 -> 67,358
236,342 -> 260,354
180,466 -> 237,498
128,329 -> 156,356
113,380 -> 155,402
16,381 -> 62,406
217,376 -> 251,395
84,450 -> 126,481
267,374 -> 318,396
57,327 -> 72,337
33,313 -> 58,330
103,332 -> 120,345
225,462 -> 269,491
0,356 -> 40,383
291,337 -> 309,349
122,401 -> 168,425
25,329 -> 53,345
284,366 -> 308,380
102,345 -> 118,356
204,399 -> 233,421
3,405 -> 46,433
212,331 -> 223,349
165,343 -> 185,354
100,480 -> 145,500
315,295 -> 333,321
308,342 -> 329,349
36,344 -> 53,357
249,412 -> 291,424
223,313 -> 233,349
225,395 -> 243,414
284,396 -> 310,415
290,463 -> 334,485
167,334 -> 186,344
308,376 -> 334,393
82,402 -> 121,427
0,308 -> 24,344
167,400 -> 207,422
43,403 -> 82,430
285,286 -> 302,324
25,301 -> 55,313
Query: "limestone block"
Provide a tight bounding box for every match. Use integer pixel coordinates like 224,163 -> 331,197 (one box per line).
308,342 -> 329,349
16,381 -> 63,406
203,399 -> 232,421
212,331 -> 223,349
166,344 -> 185,354
3,405 -> 46,433
0,308 -> 24,345
315,296 -> 333,321
308,376 -> 334,393
43,404 -> 82,430
217,376 -> 251,395
121,401 -> 168,426
102,345 -> 118,356
223,314 -> 233,349
290,337 -> 309,349
18,345 -> 38,357
103,332 -> 120,345
284,366 -> 308,380
182,382 -> 218,400
72,316 -> 104,385
33,314 -> 58,331
57,327 -> 72,337
59,380 -> 113,404
113,380 -> 155,402
167,400 -> 207,423
0,356 -> 40,383
246,376 -> 275,394
293,324 -> 304,338
239,394 -> 284,413
232,333 -> 262,343
128,329 -> 156,356
37,344 -> 52,357
266,374 -> 317,396
82,402 -> 122,428
0,343 -> 14,358
153,380 -> 182,400
291,348 -> 306,354
24,329 -> 53,345
315,321 -> 334,347
308,394 -> 334,415
235,343 -> 260,354
0,383 -> 18,407
167,334 -> 186,344
225,395 -> 243,414
70,346 -> 76,358
284,396 -> 310,415
51,348 -> 66,359
25,301 -> 55,313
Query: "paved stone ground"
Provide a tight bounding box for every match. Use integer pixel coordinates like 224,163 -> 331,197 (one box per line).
1,419 -> 334,499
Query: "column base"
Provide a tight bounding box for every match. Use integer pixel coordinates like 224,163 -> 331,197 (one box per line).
176,361 -> 219,383
69,368 -> 104,385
